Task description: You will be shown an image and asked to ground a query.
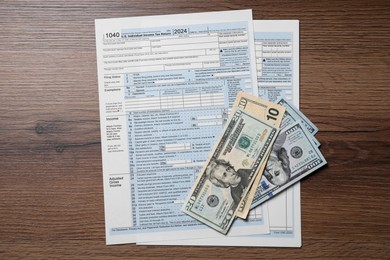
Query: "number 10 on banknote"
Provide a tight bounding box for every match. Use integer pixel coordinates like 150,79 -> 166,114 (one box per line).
182,107 -> 279,234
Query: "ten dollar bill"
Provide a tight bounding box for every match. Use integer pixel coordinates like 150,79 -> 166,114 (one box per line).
233,92 -> 286,219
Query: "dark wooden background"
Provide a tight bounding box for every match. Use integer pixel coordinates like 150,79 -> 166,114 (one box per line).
0,0 -> 389,259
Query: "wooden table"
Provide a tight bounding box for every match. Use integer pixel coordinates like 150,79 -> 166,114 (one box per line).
1,0 -> 389,258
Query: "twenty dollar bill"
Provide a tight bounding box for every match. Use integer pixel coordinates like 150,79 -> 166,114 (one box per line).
182,107 -> 279,234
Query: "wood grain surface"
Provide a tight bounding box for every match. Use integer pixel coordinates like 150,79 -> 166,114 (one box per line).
0,0 -> 389,259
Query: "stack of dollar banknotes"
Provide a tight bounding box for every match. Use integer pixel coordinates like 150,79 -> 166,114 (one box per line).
182,91 -> 327,234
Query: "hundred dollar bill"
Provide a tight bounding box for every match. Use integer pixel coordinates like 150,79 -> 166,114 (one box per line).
232,92 -> 286,219
278,99 -> 321,147
250,122 -> 327,209
278,98 -> 318,135
237,97 -> 322,219
182,107 -> 279,234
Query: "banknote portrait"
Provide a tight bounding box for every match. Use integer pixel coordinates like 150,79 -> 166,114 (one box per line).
206,159 -> 252,205
263,132 -> 291,186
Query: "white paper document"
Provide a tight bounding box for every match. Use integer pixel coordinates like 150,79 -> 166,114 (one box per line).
96,10 -> 301,246
141,185 -> 301,247
140,20 -> 302,247
95,10 -> 274,245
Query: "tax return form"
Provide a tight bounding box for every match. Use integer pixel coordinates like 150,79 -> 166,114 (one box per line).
140,20 -> 302,247
95,10 -> 271,245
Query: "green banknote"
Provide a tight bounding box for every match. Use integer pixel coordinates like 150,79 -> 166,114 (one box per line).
277,100 -> 320,147
250,122 -> 327,209
182,107 -> 279,234
278,98 -> 319,135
